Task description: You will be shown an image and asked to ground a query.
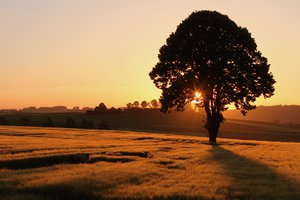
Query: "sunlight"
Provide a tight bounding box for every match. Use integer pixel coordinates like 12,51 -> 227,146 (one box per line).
190,91 -> 203,112
195,91 -> 201,99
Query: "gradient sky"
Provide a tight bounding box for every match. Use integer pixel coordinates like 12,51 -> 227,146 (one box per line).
1,0 -> 299,109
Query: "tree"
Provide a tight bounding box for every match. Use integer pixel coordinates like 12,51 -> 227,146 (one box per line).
149,11 -> 275,143
126,103 -> 133,109
95,102 -> 107,113
133,101 -> 140,108
141,101 -> 148,108
150,99 -> 159,108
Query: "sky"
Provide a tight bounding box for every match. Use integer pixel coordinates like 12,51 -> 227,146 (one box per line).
0,0 -> 299,109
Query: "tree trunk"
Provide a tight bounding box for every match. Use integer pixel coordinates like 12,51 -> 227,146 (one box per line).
207,114 -> 221,144
208,128 -> 217,143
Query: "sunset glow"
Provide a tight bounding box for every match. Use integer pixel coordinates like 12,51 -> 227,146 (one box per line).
0,0 -> 299,109
195,91 -> 201,99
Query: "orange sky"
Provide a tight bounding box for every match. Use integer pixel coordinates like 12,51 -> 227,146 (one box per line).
0,0 -> 299,109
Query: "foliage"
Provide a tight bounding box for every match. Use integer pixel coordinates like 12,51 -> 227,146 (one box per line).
149,10 -> 275,142
150,99 -> 159,108
141,101 -> 149,108
126,103 -> 133,109
133,101 -> 140,108
94,103 -> 107,113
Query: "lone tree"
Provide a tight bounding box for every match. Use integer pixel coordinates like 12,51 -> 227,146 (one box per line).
149,11 -> 275,143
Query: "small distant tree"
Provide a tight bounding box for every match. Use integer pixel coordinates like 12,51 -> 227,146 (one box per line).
126,103 -> 133,109
141,101 -> 148,108
133,101 -> 140,108
150,99 -> 159,108
95,102 -> 107,113
109,107 -> 117,113
149,11 -> 275,143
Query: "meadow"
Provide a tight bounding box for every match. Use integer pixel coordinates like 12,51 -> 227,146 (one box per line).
0,126 -> 299,199
1,111 -> 299,142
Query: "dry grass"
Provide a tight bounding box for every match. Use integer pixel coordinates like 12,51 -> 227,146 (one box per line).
0,126 -> 299,200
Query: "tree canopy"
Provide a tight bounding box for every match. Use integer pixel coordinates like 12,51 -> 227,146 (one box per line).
149,10 -> 275,142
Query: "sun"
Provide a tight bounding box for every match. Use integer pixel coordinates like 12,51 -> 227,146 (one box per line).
195,91 -> 201,99
190,91 -> 203,112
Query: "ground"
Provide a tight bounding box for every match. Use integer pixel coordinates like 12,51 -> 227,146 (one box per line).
0,126 -> 299,199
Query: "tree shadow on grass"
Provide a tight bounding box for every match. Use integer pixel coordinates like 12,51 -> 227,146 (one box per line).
210,145 -> 300,200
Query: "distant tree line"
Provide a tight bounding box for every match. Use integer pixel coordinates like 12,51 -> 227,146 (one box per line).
10,106 -> 93,113
86,99 -> 160,114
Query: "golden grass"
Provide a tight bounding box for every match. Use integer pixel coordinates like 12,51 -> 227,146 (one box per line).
0,126 -> 299,200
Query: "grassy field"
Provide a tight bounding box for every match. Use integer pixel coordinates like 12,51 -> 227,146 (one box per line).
1,112 -> 299,142
0,126 -> 299,199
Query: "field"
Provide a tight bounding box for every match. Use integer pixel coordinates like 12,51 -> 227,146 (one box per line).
0,126 -> 299,200
1,111 -> 300,142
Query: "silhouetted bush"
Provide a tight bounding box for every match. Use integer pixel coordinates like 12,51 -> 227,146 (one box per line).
86,105 -> 122,115
108,107 -> 123,113
65,117 -> 77,128
98,120 -> 110,130
44,118 -> 54,127
0,117 -> 8,125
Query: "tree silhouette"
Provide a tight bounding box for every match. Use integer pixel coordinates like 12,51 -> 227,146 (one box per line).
126,103 -> 133,109
133,101 -> 140,108
150,99 -> 159,108
95,102 -> 107,113
141,101 -> 148,108
149,11 -> 275,143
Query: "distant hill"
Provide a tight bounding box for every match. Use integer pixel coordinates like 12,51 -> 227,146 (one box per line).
224,105 -> 300,124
